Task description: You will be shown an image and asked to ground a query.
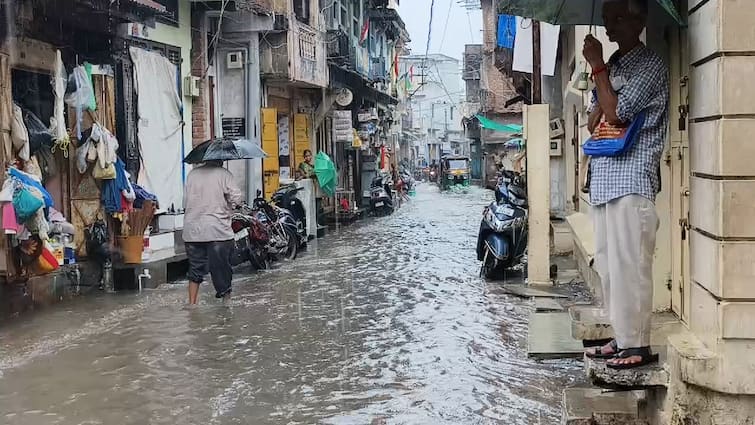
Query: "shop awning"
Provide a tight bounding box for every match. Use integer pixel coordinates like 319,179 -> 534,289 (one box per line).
329,64 -> 399,106
126,0 -> 167,13
475,115 -> 523,133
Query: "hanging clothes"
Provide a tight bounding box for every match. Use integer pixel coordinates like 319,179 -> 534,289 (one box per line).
497,15 -> 517,49
101,159 -> 130,213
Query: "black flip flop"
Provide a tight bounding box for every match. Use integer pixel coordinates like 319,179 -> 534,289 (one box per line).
606,347 -> 659,370
585,339 -> 618,359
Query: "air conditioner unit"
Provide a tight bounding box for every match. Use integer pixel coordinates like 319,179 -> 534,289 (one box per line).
227,51 -> 244,69
183,76 -> 200,98
549,118 -> 565,139
549,138 -> 563,157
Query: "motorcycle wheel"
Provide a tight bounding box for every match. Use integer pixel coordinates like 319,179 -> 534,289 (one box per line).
480,253 -> 500,280
249,247 -> 269,270
282,227 -> 298,260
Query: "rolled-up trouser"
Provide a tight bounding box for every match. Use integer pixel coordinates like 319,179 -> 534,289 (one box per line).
185,240 -> 234,298
593,194 -> 658,349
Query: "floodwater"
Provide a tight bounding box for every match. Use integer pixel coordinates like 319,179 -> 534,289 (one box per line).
0,184 -> 583,425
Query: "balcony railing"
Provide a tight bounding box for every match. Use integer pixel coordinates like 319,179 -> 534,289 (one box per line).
260,16 -> 328,88
291,20 -> 328,87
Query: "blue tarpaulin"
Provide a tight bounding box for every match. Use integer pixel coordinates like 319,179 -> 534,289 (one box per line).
497,14 -> 517,49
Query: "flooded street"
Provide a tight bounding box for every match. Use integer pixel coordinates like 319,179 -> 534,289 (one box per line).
0,184 -> 583,424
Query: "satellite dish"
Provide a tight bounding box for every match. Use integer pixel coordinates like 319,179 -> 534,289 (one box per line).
335,88 -> 353,107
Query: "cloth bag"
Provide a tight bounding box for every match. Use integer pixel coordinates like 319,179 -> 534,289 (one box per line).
10,104 -> 30,161
12,185 -> 44,222
583,110 -> 647,157
93,162 -> 116,180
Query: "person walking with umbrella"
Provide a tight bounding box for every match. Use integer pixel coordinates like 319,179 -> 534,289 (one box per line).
183,137 -> 267,304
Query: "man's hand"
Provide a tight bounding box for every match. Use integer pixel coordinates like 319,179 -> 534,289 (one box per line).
583,34 -> 605,68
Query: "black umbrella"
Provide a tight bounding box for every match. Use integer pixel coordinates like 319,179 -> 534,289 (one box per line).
184,137 -> 268,164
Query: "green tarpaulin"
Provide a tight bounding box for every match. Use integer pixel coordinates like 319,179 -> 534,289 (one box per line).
475,115 -> 523,133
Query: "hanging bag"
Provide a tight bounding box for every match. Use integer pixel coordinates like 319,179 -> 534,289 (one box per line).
92,162 -> 116,180
12,184 -> 44,222
582,110 -> 646,157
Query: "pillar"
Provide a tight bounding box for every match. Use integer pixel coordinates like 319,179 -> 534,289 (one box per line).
525,104 -> 551,285
668,0 -> 755,421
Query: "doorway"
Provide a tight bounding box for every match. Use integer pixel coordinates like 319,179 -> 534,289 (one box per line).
669,24 -> 690,322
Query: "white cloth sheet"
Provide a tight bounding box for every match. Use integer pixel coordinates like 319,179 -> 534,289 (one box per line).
129,47 -> 184,211
512,17 -> 560,77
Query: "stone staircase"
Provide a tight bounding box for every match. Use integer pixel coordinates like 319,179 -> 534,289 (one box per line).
560,306 -> 685,424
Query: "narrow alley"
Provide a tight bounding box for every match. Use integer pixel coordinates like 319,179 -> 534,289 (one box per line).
0,186 -> 582,425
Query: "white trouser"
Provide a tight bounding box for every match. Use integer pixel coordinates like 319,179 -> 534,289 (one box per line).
593,194 -> 658,349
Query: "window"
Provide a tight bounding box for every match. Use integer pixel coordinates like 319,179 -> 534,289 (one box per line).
294,0 -> 311,25
156,0 -> 179,27
448,160 -> 468,170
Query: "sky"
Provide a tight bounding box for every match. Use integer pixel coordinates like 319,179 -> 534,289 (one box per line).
398,0 -> 483,61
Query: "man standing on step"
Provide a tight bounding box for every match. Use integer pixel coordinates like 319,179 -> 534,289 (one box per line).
582,0 -> 669,369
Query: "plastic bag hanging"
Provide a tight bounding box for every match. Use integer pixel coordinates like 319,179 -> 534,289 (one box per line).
65,66 -> 95,139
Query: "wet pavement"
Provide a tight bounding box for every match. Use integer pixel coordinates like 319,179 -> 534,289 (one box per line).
0,184 -> 584,424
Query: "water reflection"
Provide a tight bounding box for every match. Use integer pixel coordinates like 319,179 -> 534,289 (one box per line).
0,184 -> 582,424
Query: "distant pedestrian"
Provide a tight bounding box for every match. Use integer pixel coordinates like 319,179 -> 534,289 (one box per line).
298,149 -> 315,180
183,160 -> 243,304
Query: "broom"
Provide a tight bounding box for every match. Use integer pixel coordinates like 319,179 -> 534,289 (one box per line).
123,200 -> 156,237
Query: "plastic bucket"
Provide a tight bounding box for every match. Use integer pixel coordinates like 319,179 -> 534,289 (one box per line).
117,236 -> 144,264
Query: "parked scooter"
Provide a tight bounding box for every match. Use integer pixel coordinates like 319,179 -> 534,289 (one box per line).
477,171 -> 529,279
370,173 -> 394,217
271,183 -> 308,247
253,190 -> 299,260
230,204 -> 270,270
399,169 -> 415,193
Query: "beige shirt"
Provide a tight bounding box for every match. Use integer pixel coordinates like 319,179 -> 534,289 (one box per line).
182,164 -> 244,243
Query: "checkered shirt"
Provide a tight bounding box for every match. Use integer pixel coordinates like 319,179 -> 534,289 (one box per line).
588,44 -> 669,206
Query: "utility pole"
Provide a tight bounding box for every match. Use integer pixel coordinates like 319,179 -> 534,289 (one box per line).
532,20 -> 542,104
444,108 -> 449,156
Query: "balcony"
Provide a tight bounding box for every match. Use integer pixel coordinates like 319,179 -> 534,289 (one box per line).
260,18 -> 328,88
370,57 -> 387,81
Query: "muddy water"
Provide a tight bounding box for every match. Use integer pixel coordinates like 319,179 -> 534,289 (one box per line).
0,184 -> 583,424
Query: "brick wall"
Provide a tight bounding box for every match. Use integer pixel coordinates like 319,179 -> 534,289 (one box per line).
480,0 -> 521,115
190,11 -> 210,145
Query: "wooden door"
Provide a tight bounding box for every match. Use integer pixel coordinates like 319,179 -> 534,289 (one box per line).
261,108 -> 279,199
293,113 -> 310,171
68,75 -> 114,257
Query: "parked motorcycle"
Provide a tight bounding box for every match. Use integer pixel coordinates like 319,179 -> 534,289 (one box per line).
253,190 -> 299,260
370,173 -> 394,217
477,171 -> 529,279
399,169 -> 415,193
271,183 -> 308,247
230,204 -> 270,270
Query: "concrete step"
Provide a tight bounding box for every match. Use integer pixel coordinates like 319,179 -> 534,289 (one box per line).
562,387 -> 648,425
570,307 -> 683,344
528,312 -> 584,359
585,345 -> 669,389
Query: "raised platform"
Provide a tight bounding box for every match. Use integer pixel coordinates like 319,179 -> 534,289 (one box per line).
113,248 -> 188,290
